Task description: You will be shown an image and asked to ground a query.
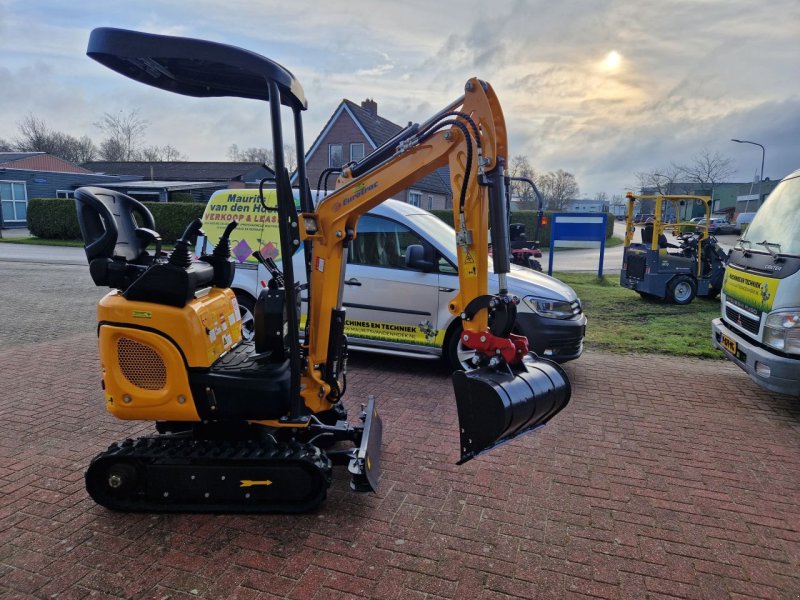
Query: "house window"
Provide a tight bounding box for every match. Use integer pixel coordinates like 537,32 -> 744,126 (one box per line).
350,143 -> 365,163
408,191 -> 422,207
329,144 -> 343,168
56,190 -> 75,199
427,195 -> 433,210
0,180 -> 28,223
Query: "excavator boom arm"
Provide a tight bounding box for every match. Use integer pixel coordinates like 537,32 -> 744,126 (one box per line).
298,79 -> 508,409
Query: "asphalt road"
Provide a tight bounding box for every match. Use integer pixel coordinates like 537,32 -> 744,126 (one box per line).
0,221 -> 741,274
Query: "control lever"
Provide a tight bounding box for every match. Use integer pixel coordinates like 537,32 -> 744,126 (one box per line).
252,250 -> 285,288
168,218 -> 205,268
212,220 -> 239,259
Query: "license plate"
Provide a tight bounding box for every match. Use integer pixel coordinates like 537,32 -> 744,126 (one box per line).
721,334 -> 737,355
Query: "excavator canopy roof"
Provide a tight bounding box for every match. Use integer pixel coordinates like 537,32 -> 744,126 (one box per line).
87,27 -> 307,110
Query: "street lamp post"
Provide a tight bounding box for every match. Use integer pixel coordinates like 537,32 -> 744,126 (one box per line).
731,139 -> 766,213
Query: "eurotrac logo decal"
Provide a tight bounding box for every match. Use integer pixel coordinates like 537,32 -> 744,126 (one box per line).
337,182 -> 379,210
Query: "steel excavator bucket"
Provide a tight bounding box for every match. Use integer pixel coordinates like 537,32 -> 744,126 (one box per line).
452,354 -> 571,464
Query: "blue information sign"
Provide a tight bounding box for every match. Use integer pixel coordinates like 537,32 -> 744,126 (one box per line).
548,212 -> 608,277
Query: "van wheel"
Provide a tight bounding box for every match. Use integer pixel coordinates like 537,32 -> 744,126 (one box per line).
444,322 -> 528,371
235,292 -> 256,342
667,276 -> 697,305
445,324 -> 474,371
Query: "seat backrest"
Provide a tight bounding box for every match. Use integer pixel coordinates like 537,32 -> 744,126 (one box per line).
641,223 -> 654,246
74,187 -> 156,263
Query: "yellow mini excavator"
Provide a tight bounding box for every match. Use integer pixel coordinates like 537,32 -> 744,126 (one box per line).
75,27 -> 571,513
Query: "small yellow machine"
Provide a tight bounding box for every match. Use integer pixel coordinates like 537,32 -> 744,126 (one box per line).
75,28 -> 571,513
621,193 -> 728,304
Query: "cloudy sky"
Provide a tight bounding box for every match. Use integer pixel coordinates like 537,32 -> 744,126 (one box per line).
1,0 -> 798,197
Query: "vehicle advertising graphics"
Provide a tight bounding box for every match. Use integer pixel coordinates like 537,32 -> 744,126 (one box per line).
345,319 -> 445,347
200,189 -> 301,264
300,315 -> 443,347
722,268 -> 779,313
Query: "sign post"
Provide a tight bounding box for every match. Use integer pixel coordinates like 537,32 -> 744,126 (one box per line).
548,213 -> 608,278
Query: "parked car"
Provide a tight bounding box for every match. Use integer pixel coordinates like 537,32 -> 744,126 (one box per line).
734,212 -> 756,234
706,217 -> 736,235
199,191 -> 586,371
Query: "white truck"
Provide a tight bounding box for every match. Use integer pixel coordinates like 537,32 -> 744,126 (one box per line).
712,168 -> 800,396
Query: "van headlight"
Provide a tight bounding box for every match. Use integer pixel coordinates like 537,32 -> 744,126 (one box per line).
522,296 -> 575,319
764,311 -> 800,355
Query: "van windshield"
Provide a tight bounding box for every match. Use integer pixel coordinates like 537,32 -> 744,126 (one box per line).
741,175 -> 800,256
405,212 -> 458,259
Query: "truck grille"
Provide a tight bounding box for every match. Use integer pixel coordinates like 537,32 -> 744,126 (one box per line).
726,306 -> 760,335
626,254 -> 646,280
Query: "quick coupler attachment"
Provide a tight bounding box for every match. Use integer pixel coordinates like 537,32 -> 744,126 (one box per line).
452,354 -> 570,464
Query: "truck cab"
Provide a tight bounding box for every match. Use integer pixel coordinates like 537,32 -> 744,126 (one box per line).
711,168 -> 800,396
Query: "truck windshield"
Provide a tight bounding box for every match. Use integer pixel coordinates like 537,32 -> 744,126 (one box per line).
741,174 -> 800,256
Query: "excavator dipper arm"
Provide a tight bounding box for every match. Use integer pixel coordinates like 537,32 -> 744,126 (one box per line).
299,79 -> 570,463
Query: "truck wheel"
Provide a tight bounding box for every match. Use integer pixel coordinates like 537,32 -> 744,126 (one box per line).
667,276 -> 697,305
235,292 -> 256,342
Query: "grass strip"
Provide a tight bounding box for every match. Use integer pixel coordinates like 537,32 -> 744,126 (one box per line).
555,272 -> 722,359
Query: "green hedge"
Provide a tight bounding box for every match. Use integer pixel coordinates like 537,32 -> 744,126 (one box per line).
430,209 -> 615,245
28,198 -> 615,246
27,198 -> 206,243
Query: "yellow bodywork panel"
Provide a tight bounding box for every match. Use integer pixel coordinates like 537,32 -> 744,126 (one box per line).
99,325 -> 199,421
97,288 -> 242,367
97,288 -> 243,421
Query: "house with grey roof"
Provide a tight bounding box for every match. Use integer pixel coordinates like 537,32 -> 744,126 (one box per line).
0,152 -> 139,229
300,99 -> 453,209
82,161 -> 275,188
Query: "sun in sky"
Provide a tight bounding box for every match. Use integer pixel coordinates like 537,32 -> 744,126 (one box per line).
601,50 -> 622,72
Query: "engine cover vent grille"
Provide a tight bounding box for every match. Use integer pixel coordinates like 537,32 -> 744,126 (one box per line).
117,337 -> 167,390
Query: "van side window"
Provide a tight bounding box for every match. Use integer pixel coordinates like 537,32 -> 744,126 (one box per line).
349,215 -> 426,269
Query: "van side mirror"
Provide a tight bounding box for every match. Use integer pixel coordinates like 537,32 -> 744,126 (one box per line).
405,244 -> 435,272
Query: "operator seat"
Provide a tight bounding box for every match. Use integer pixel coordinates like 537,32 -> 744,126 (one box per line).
75,186 -> 216,306
641,224 -> 669,249
75,186 -> 161,290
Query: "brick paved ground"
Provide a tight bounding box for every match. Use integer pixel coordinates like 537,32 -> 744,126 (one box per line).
1,261 -> 798,599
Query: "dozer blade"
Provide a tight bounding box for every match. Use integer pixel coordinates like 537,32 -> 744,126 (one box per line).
349,395 -> 382,492
452,354 -> 570,464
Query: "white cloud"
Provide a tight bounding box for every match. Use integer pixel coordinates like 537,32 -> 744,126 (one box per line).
0,0 -> 797,194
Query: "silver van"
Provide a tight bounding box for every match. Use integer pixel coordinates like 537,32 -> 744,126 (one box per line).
201,192 -> 586,370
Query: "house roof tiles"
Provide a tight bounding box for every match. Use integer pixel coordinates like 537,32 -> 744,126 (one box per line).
81,161 -> 274,182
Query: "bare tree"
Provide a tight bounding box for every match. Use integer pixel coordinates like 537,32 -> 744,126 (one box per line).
0,138 -> 12,152
634,166 -> 680,194
95,109 -> 148,161
507,154 -> 538,209
228,144 -> 272,165
228,143 -> 297,173
538,169 -> 579,211
139,144 -> 185,161
12,114 -> 97,163
675,149 -> 734,187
